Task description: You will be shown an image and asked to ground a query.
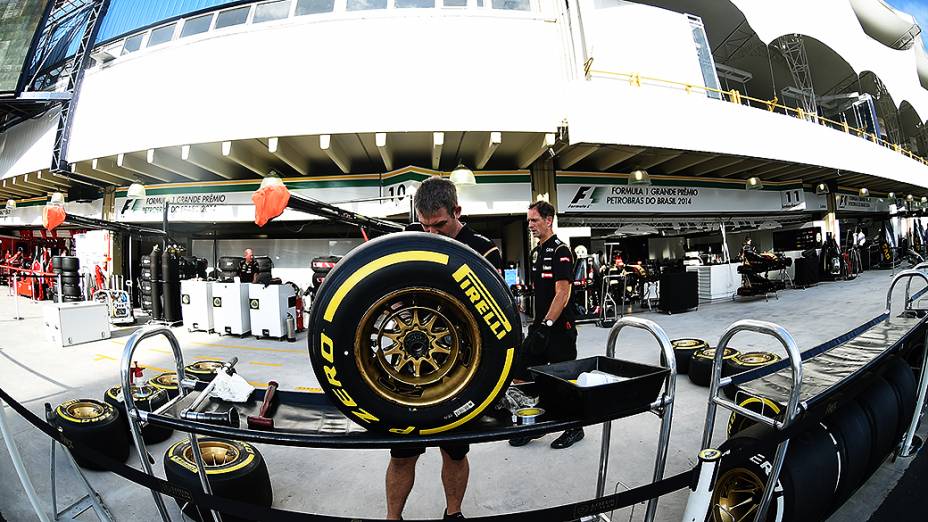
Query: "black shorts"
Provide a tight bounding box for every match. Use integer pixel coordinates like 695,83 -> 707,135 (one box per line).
390,444 -> 470,461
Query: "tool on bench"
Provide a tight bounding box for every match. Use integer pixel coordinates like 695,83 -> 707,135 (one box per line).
180,357 -> 240,427
247,381 -> 279,430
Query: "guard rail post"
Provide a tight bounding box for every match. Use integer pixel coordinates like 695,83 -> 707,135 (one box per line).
12,272 -> 22,320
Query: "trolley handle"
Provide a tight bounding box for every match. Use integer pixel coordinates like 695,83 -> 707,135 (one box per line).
886,270 -> 928,321
120,325 -> 188,419
701,319 -> 802,449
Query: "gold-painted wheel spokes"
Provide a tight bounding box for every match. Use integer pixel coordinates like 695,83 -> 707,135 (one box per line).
182,441 -> 239,468
356,287 -> 481,407
66,401 -> 105,419
710,469 -> 769,522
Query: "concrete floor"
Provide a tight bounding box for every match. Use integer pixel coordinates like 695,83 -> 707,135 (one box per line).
0,269 -> 924,521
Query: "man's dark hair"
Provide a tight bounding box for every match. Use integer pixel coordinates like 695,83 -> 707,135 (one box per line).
415,176 -> 458,216
528,200 -> 556,220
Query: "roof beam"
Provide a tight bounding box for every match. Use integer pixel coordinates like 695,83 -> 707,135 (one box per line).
557,144 -> 598,169
11,175 -> 49,196
634,150 -> 683,170
592,146 -> 645,171
432,132 -> 444,170
802,169 -> 838,183
183,144 -> 249,180
713,159 -> 772,178
222,139 -> 289,177
267,137 -> 309,176
763,165 -> 821,181
376,133 -> 393,171
0,180 -> 32,196
689,157 -> 744,176
72,162 -> 124,185
36,171 -> 71,189
517,133 -> 556,169
657,154 -> 714,175
93,157 -> 151,183
149,148 -> 214,181
117,153 -> 175,183
320,134 -> 351,173
24,172 -> 61,192
475,131 -> 502,170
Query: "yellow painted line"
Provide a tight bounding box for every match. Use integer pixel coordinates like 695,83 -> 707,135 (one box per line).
295,386 -> 324,394
150,348 -> 172,355
192,355 -> 218,360
189,341 -> 303,354
248,381 -> 269,387
249,361 -> 283,367
94,354 -> 116,361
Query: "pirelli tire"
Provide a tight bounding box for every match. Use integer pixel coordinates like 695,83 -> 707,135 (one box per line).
670,338 -> 708,375
308,232 -> 522,435
61,284 -> 82,298
723,351 -> 782,399
711,423 -> 840,522
218,256 -> 242,273
163,437 -> 272,522
727,395 -> 783,437
53,399 -> 130,470
52,256 -> 79,272
856,376 -> 901,475
104,385 -> 173,445
185,360 -> 228,383
59,274 -> 80,286
149,372 -> 180,399
821,401 -> 873,507
688,347 -> 739,387
883,356 -> 918,440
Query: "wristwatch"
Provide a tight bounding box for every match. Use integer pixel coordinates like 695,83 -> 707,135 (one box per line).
544,319 -> 554,327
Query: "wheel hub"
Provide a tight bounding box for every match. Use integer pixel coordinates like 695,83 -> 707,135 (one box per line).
711,468 -> 768,522
66,401 -> 104,419
182,440 -> 239,468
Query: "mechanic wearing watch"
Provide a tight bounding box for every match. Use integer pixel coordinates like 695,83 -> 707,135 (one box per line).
510,199 -> 582,450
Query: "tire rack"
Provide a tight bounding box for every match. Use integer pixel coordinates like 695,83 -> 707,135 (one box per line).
118,316 -> 681,522
698,269 -> 928,522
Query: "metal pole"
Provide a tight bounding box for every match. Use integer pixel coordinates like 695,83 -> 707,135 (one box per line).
12,272 -> 22,320
0,397 -> 51,522
57,273 -> 62,303
680,449 -> 721,522
899,332 -> 928,457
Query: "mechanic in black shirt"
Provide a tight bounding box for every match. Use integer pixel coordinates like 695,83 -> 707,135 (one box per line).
387,176 -> 501,520
238,248 -> 258,283
509,199 -> 583,450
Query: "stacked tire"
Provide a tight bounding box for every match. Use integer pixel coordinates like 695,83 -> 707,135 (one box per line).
52,399 -> 130,470
310,255 -> 341,295
688,347 -> 740,387
217,256 -> 242,282
254,256 -> 273,284
162,249 -> 182,323
139,254 -> 154,314
52,256 -> 81,302
103,384 -> 173,444
670,338 -> 708,375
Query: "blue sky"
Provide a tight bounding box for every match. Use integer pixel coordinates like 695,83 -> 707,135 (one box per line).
888,1 -> 928,44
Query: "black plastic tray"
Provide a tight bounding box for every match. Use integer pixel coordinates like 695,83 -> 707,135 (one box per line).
529,356 -> 669,419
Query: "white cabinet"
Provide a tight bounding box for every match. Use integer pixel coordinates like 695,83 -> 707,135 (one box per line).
181,280 -> 214,332
43,302 -> 111,347
211,282 -> 251,336
248,284 -> 296,339
686,263 -> 740,301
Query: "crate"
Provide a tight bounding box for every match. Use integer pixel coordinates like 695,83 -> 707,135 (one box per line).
529,356 -> 669,420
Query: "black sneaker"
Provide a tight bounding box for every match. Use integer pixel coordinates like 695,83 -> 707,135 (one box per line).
444,509 -> 465,519
508,435 -> 541,447
550,428 -> 584,449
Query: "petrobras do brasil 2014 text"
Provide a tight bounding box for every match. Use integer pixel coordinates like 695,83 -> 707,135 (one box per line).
605,186 -> 698,206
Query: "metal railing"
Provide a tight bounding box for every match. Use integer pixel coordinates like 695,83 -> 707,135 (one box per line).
588,68 -> 928,170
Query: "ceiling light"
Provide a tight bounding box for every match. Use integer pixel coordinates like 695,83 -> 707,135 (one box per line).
858,188 -> 869,197
49,192 -> 65,206
745,177 -> 763,190
259,175 -> 284,190
126,182 -> 146,200
908,194 -> 915,201
815,183 -> 829,195
922,196 -> 927,204
628,169 -> 651,185
5,199 -> 15,210
888,192 -> 895,199
450,164 -> 476,186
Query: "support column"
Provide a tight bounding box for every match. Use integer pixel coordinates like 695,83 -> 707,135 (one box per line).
775,34 -> 817,119
530,156 -> 558,208
824,190 -> 841,244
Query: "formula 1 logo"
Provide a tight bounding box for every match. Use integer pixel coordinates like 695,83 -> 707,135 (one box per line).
567,186 -> 605,209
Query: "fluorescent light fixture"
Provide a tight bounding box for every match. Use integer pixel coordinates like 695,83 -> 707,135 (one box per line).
5,199 -> 15,210
628,169 -> 651,185
259,175 -> 284,190
888,192 -> 895,199
858,188 -> 869,197
126,182 -> 146,200
922,196 -> 927,204
49,192 -> 65,206
908,194 -> 915,201
450,164 -> 476,186
815,183 -> 829,195
745,177 -> 763,190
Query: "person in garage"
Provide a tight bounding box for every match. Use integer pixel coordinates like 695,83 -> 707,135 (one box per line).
386,176 -> 501,521
238,248 -> 258,283
509,200 -> 583,450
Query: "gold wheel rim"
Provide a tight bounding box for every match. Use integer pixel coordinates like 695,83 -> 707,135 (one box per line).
355,287 -> 481,407
182,441 -> 239,468
65,401 -> 105,419
673,339 -> 704,349
698,348 -> 737,360
711,468 -> 769,522
109,385 -> 158,401
738,353 -> 780,366
152,373 -> 178,387
186,361 -> 222,373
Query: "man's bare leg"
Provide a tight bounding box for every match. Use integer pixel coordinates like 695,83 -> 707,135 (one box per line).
386,456 -> 419,520
440,450 -> 469,516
